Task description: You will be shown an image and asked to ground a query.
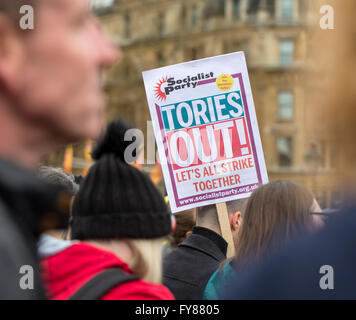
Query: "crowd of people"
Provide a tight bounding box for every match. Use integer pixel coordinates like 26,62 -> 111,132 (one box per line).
0,0 -> 355,300
34,144 -> 330,300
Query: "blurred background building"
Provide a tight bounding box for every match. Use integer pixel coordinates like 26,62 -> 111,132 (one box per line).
44,0 -> 343,209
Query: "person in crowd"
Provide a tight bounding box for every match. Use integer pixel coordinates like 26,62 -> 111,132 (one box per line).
38,167 -> 79,198
0,0 -> 117,299
41,120 -> 175,300
163,199 -> 246,300
204,180 -> 323,300
37,166 -> 79,261
162,209 -> 196,257
224,0 -> 356,300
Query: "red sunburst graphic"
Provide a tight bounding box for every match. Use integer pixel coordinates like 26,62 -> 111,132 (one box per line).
154,76 -> 168,102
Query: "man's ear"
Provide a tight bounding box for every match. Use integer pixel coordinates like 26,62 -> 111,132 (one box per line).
236,211 -> 242,226
185,231 -> 192,239
229,211 -> 242,231
0,15 -> 26,92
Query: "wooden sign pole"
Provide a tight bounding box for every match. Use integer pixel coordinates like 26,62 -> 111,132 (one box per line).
216,202 -> 235,258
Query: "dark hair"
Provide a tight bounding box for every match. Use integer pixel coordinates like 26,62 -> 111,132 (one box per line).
233,180 -> 314,270
169,209 -> 196,247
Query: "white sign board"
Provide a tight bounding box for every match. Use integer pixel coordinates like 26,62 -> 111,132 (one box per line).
143,52 -> 268,212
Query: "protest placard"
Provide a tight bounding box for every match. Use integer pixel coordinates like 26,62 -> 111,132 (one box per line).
143,52 -> 268,213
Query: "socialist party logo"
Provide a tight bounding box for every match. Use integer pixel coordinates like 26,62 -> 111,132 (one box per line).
154,72 -> 214,102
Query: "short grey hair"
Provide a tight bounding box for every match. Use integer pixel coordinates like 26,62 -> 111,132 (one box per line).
38,166 -> 79,195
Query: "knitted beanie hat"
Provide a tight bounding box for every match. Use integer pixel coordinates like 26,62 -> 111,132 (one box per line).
71,120 -> 172,240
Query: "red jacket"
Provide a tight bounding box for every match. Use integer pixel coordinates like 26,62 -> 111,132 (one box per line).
41,242 -> 175,300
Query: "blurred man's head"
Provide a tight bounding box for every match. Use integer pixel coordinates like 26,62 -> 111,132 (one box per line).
196,199 -> 247,240
0,0 -> 118,165
38,166 -> 79,197
38,165 -> 79,239
313,0 -> 356,184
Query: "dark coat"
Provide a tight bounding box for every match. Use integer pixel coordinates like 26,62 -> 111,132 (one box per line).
224,203 -> 356,300
0,159 -> 69,299
163,227 -> 227,300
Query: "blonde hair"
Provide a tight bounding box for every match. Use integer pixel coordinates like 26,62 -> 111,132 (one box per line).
86,237 -> 165,285
127,238 -> 165,284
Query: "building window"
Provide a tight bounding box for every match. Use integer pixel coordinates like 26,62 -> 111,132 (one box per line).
222,40 -> 250,61
223,41 -> 229,53
233,0 -> 240,18
181,5 -> 187,24
278,91 -> 294,120
158,13 -> 165,37
280,40 -> 294,66
277,137 -> 293,167
185,47 -> 200,61
192,5 -> 199,27
191,48 -> 198,60
157,52 -> 165,66
124,13 -> 131,39
204,0 -> 225,18
266,0 -> 276,17
247,0 -> 258,13
281,0 -> 294,19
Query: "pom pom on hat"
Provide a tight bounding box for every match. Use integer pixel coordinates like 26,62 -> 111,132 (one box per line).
92,119 -> 131,162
